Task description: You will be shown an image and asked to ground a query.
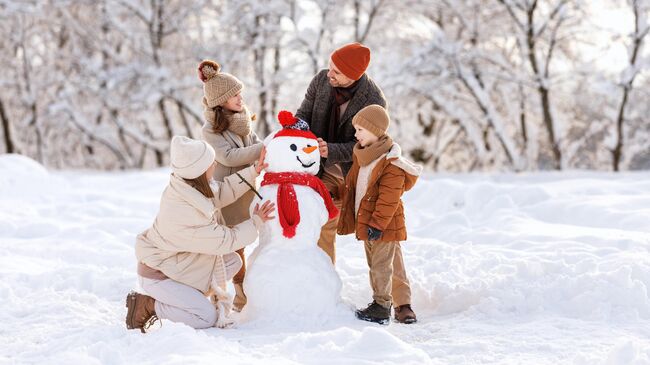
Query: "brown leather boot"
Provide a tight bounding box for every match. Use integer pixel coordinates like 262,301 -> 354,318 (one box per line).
232,282 -> 247,312
394,304 -> 417,324
125,291 -> 159,333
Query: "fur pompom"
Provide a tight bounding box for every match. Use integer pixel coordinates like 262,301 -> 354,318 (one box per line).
198,60 -> 221,82
278,110 -> 297,127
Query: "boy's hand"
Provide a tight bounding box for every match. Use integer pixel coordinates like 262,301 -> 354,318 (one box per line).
317,138 -> 328,158
367,226 -> 382,241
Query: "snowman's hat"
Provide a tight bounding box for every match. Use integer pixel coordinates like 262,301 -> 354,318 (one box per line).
274,111 -> 318,140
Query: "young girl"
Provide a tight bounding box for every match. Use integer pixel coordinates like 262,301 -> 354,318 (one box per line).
125,136 -> 274,332
337,105 -> 422,324
198,60 -> 264,312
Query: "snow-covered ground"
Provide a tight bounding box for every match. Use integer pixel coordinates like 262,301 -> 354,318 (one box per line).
1,153 -> 649,365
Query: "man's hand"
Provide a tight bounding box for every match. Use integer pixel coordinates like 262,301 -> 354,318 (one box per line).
317,138 -> 328,158
367,226 -> 382,241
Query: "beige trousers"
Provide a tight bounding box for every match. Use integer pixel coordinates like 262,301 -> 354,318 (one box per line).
364,240 -> 412,308
139,252 -> 242,329
317,170 -> 343,264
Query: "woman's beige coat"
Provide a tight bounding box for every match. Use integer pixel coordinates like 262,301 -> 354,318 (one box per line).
135,166 -> 261,294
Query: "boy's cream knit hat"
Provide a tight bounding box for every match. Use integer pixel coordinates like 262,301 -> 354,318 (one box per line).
170,135 -> 215,179
198,60 -> 243,108
352,104 -> 390,137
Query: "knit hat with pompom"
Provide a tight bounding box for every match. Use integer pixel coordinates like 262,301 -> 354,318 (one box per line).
198,60 -> 243,108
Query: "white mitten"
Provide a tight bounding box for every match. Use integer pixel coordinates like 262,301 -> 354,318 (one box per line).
213,285 -> 235,328
210,255 -> 235,328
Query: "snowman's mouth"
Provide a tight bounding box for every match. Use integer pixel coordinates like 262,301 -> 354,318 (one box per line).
296,156 -> 316,168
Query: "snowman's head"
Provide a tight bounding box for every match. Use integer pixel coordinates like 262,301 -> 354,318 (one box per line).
264,111 -> 321,175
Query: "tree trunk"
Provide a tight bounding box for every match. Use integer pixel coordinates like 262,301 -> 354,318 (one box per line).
612,89 -> 629,172
256,51 -> 269,136
142,123 -> 163,167
254,15 -> 270,137
457,74 -> 515,168
354,0 -> 384,43
176,100 -> 195,139
538,86 -> 561,168
519,87 -> 528,146
269,44 -> 281,135
0,98 -> 15,153
612,1 -> 646,171
30,102 -> 44,164
19,28 -> 43,163
158,99 -> 173,138
354,1 -> 361,42
526,4 -> 562,169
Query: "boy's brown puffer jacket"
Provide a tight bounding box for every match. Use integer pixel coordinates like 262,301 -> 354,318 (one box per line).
337,144 -> 421,242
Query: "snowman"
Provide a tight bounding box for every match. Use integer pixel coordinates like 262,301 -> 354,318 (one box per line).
242,111 -> 344,324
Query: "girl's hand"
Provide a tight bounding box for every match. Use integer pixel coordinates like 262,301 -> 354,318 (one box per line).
253,200 -> 276,222
255,146 -> 268,174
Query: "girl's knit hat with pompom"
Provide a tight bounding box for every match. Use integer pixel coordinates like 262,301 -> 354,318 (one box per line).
198,60 -> 243,108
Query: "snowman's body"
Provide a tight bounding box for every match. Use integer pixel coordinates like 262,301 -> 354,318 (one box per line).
242,112 -> 344,324
254,184 -> 328,243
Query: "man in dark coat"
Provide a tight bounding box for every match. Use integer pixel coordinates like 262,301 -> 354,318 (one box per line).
296,42 -> 387,266
295,43 -> 416,324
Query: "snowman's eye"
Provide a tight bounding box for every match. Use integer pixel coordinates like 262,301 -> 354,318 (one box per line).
290,144 -> 297,151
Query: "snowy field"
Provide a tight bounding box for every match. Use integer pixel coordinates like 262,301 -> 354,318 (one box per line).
1,153 -> 649,365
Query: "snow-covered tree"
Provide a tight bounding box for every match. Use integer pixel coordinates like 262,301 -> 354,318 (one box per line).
0,0 -> 648,172
611,0 -> 650,171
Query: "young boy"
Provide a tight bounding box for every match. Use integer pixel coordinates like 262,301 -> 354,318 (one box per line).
337,104 -> 422,324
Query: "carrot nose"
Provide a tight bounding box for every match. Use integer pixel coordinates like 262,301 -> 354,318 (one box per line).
303,146 -> 318,154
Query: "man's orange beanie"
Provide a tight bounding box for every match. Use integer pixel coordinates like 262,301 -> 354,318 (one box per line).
331,42 -> 371,81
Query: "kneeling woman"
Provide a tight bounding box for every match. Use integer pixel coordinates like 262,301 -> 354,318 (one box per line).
125,136 -> 274,332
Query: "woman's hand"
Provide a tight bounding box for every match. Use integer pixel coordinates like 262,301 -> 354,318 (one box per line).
253,200 -> 276,222
255,146 -> 268,174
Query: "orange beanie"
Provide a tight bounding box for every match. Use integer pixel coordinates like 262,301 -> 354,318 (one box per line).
331,42 -> 370,81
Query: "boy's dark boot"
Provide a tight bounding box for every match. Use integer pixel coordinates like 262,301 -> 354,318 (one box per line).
394,304 -> 417,324
355,301 -> 391,325
125,291 -> 159,333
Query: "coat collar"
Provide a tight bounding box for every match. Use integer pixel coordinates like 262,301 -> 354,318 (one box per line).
386,143 -> 423,177
201,123 -> 246,148
349,142 -> 422,196
353,142 -> 423,178
223,129 -> 244,148
339,74 -> 369,124
168,173 -> 215,218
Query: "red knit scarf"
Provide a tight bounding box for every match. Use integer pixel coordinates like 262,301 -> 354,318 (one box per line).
261,172 -> 339,238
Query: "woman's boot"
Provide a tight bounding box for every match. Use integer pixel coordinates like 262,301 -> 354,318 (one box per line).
125,291 -> 159,333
